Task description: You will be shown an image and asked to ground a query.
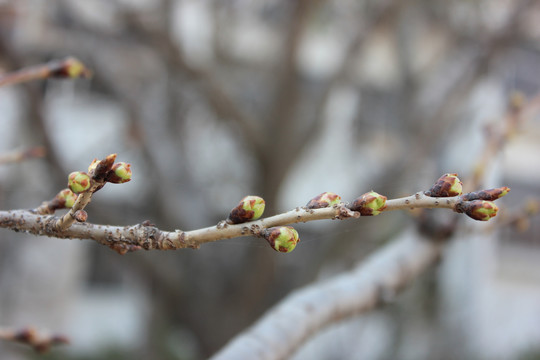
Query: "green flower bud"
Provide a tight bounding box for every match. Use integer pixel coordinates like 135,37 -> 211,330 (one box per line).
461,187 -> 510,201
228,196 -> 265,224
350,191 -> 387,216
68,171 -> 91,193
464,200 -> 498,221
105,162 -> 132,184
426,173 -> 463,197
263,226 -> 299,253
57,189 -> 78,208
306,192 -> 342,209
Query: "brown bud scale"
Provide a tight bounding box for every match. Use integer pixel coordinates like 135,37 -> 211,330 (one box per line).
92,154 -> 117,180
425,173 -> 463,197
306,192 -> 341,209
460,187 -> 510,201
228,207 -> 255,224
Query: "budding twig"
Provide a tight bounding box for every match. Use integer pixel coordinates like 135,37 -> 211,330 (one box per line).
53,179 -> 100,231
0,186 -> 508,252
54,154 -> 117,231
0,154 -> 508,253
0,326 -> 69,353
0,57 -> 91,87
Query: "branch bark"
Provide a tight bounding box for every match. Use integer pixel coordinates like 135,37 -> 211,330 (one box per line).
210,229 -> 444,360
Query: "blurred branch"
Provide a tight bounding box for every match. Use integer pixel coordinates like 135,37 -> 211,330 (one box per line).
0,326 -> 69,353
495,199 -> 539,233
368,0 -> 532,190
0,57 -> 91,87
211,229 -> 444,360
269,0 -> 311,138
0,41 -> 87,181
469,91 -> 540,189
122,12 -> 266,159
0,146 -> 45,165
295,0 -> 406,155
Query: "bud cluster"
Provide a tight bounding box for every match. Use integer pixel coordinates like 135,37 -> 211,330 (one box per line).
423,174 -> 509,222
87,155 -> 132,184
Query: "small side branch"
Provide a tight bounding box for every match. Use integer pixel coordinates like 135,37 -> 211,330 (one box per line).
54,180 -> 101,231
0,57 -> 91,87
0,326 -> 69,353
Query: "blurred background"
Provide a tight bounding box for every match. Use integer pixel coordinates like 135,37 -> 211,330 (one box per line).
0,0 -> 539,359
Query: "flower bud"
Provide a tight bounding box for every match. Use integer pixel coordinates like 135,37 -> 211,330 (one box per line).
263,226 -> 299,253
462,200 -> 498,221
350,191 -> 387,216
92,154 -> 117,180
57,189 -> 78,208
228,196 -> 265,224
426,173 -> 463,197
461,187 -> 510,201
306,192 -> 341,209
50,57 -> 92,79
68,171 -> 91,193
105,162 -> 132,184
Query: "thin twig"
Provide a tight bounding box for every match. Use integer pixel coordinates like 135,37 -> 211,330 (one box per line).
0,57 -> 91,87
121,13 -> 265,158
0,191 -> 496,252
0,326 -> 69,353
53,180 -> 101,231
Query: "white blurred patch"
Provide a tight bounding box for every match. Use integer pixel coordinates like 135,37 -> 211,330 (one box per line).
298,28 -> 345,80
172,0 -> 214,66
65,287 -> 148,353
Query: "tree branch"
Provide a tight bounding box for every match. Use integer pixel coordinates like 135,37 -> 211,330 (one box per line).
0,184 -> 508,253
210,229 -> 444,360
